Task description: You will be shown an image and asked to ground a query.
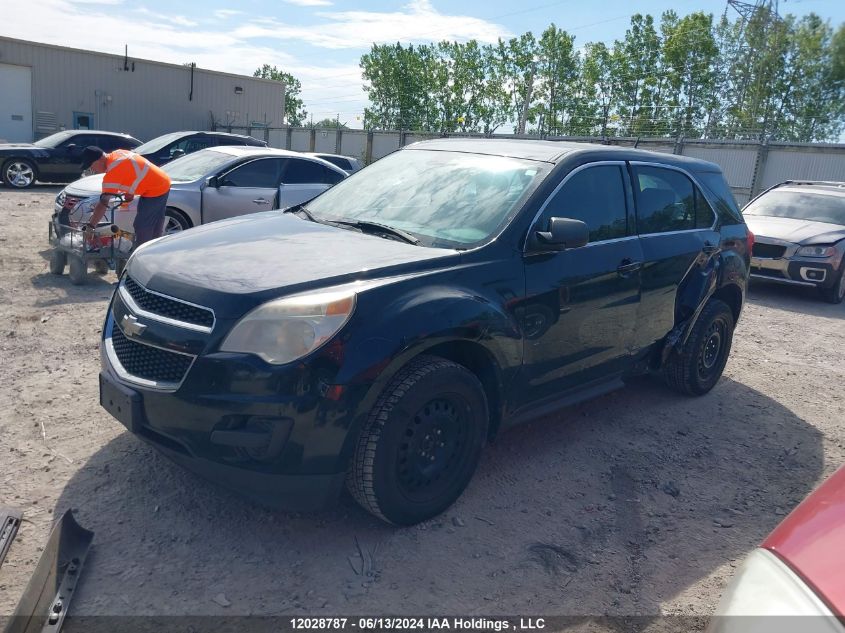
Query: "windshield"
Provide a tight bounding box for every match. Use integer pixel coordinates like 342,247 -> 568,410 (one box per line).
162,149 -> 234,182
744,189 -> 845,226
304,149 -> 548,248
134,132 -> 186,155
33,132 -> 73,148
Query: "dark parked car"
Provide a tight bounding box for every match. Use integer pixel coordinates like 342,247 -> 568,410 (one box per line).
745,180 -> 845,303
0,130 -> 140,188
133,131 -> 267,166
98,139 -> 750,525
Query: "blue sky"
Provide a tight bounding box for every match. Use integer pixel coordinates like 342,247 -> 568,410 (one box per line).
4,0 -> 844,127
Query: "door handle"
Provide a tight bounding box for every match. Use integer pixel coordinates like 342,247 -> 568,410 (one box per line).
252,198 -> 268,204
617,259 -> 642,277
702,242 -> 720,255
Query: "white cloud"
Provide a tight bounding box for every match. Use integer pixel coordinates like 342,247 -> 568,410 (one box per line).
135,7 -> 198,27
234,0 -> 508,49
213,9 -> 243,19
282,0 -> 333,6
70,0 -> 123,4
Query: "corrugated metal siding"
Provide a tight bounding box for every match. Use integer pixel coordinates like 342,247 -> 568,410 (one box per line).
681,147 -> 758,188
0,37 -> 283,141
314,129 -> 338,153
761,149 -> 845,190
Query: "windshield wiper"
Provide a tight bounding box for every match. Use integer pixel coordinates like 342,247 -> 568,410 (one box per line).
334,220 -> 420,245
281,204 -> 318,223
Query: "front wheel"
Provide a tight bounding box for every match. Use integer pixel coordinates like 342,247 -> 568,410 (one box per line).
68,255 -> 88,285
164,208 -> 191,235
2,159 -> 37,188
663,299 -> 735,396
820,268 -> 845,304
348,356 -> 489,525
49,249 -> 66,275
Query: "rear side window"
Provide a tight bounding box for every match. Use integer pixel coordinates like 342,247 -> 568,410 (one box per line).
543,164 -> 628,243
696,171 -> 743,223
172,136 -> 216,154
321,156 -> 352,170
633,166 -> 712,233
323,166 -> 344,185
283,159 -> 329,185
222,158 -> 284,188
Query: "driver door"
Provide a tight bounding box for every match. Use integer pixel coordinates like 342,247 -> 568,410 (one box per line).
44,134 -> 95,180
515,162 -> 643,411
202,157 -> 285,223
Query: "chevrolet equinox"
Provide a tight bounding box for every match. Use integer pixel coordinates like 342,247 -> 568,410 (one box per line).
99,139 -> 751,525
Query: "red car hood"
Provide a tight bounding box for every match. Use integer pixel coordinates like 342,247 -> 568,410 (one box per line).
763,464 -> 845,614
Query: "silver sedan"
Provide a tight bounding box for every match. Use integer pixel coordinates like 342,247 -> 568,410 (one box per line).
54,146 -> 347,234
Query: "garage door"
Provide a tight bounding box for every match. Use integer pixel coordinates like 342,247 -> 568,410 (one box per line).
0,63 -> 32,143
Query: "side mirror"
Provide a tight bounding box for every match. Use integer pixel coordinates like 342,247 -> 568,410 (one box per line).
65,143 -> 77,152
531,217 -> 589,251
207,175 -> 219,188
170,148 -> 186,158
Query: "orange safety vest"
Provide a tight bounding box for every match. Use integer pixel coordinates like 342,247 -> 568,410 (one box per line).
101,150 -> 171,198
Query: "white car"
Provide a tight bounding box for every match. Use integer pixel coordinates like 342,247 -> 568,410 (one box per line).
54,146 -> 347,234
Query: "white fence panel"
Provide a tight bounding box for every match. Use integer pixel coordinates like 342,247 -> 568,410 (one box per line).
761,149 -> 845,191
290,129 -> 311,152
314,128 -> 338,153
372,133 -> 401,160
340,131 -> 367,161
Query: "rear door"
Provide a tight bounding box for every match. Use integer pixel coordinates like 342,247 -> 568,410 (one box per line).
202,157 -> 285,223
628,162 -> 720,351
278,158 -> 343,208
517,161 -> 643,409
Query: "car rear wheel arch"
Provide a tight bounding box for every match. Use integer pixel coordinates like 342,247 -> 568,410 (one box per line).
710,283 -> 743,323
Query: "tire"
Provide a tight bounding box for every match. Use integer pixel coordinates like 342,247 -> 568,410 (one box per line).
68,255 -> 88,285
93,259 -> 109,275
115,259 -> 126,279
49,249 -> 66,275
164,208 -> 191,235
2,159 -> 37,189
663,299 -> 735,396
348,355 -> 489,525
820,268 -> 845,304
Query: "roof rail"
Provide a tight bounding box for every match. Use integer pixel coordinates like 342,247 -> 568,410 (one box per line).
779,180 -> 845,188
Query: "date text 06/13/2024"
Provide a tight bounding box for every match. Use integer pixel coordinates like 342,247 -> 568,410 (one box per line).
289,618 -> 547,631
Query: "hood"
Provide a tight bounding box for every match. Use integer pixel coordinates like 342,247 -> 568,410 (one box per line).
745,215 -> 845,246
64,173 -> 104,196
763,465 -> 845,614
0,143 -> 44,154
127,212 -> 459,317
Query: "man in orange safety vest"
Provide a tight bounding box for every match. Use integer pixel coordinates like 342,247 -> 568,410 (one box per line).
80,146 -> 172,248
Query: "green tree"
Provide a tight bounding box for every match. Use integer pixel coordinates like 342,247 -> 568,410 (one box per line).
536,24 -> 578,136
253,64 -> 307,126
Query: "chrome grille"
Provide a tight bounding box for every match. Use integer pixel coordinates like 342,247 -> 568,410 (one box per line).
110,324 -> 193,385
123,276 -> 214,329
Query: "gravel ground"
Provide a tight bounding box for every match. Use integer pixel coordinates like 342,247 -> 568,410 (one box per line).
1,186 -> 844,624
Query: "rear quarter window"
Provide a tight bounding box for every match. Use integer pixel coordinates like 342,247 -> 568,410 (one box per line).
695,171 -> 743,224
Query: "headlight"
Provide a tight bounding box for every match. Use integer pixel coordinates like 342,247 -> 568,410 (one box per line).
220,289 -> 356,364
706,549 -> 842,633
797,245 -> 836,258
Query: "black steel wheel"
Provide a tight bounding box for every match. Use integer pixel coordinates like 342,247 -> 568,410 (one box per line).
663,299 -> 734,396
348,355 -> 488,525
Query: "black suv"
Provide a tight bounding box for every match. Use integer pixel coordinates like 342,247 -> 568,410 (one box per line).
133,131 -> 267,166
0,130 -> 140,188
99,139 -> 750,525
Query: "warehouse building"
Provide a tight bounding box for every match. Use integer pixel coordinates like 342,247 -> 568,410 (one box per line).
0,36 -> 284,143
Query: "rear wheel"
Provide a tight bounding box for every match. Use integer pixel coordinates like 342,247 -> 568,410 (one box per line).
348,356 -> 489,525
68,255 -> 88,285
93,259 -> 109,275
2,159 -> 37,188
820,268 -> 845,304
663,299 -> 735,396
49,249 -> 66,275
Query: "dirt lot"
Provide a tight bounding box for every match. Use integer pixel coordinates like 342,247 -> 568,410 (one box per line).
1,185 -> 844,623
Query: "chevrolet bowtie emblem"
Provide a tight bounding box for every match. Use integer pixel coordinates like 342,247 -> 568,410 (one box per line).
122,314 -> 147,337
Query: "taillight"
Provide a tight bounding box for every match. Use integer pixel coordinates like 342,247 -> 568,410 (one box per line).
746,228 -> 755,254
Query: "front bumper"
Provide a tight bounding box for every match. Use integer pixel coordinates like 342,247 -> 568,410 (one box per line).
750,239 -> 841,288
98,281 -> 364,510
